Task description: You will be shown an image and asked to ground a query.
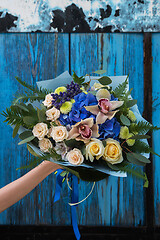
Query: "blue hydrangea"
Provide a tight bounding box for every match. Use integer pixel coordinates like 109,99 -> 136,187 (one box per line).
59,92 -> 121,141
98,117 -> 120,141
59,92 -> 98,126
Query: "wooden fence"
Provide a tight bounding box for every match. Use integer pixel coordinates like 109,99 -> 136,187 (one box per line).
0,33 -> 160,238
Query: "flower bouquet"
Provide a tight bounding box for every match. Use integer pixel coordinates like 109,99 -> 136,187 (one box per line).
2,70 -> 160,183
2,70 -> 160,239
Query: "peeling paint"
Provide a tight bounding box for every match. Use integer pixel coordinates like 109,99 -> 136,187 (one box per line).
0,0 -> 160,32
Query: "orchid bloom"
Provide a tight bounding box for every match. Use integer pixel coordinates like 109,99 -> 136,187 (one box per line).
85,89 -> 124,124
68,118 -> 99,143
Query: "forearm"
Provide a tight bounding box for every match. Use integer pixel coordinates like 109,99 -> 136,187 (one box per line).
0,161 -> 61,213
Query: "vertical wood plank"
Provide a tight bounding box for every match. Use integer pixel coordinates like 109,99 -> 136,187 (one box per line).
152,33 -> 160,226
0,33 -> 70,224
70,33 -> 145,226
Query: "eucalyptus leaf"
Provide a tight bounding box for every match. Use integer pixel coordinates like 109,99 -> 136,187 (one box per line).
19,131 -> 33,140
107,162 -> 119,171
23,116 -> 37,126
126,153 -> 146,166
126,99 -> 137,108
130,153 -> 151,164
98,76 -> 112,85
94,70 -> 106,74
27,144 -> 40,157
128,134 -> 151,140
120,114 -> 131,126
12,123 -> 20,138
18,135 -> 35,145
15,103 -> 29,112
37,108 -> 46,122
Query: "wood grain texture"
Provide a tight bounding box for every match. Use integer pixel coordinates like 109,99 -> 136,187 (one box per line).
152,33 -> 160,226
0,33 -> 70,224
70,33 -> 145,226
0,33 -> 148,227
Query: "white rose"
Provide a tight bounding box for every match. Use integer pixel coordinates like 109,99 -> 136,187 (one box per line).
66,148 -> 84,165
86,138 -> 104,162
32,123 -> 48,140
39,138 -> 53,152
42,93 -> 53,108
103,138 -> 123,165
50,126 -> 68,142
46,107 -> 60,121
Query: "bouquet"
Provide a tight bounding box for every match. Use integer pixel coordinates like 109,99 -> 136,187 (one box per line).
2,70 -> 160,239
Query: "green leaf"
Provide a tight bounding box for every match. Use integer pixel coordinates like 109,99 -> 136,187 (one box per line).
126,153 -> 146,166
114,75 -> 129,98
15,103 -> 29,112
94,70 -> 106,74
120,114 -> 131,126
18,135 -> 35,145
129,121 -> 160,134
19,131 -> 33,140
27,144 -> 40,157
37,108 -> 46,122
143,173 -> 149,188
130,153 -> 151,164
98,76 -> 112,85
128,134 -> 151,140
12,123 -> 20,138
107,162 -> 119,171
72,71 -> 85,85
65,139 -> 85,149
118,163 -> 148,182
126,99 -> 137,108
23,116 -> 37,126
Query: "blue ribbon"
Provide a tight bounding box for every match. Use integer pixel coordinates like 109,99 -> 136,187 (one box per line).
71,175 -> 81,240
54,169 -> 64,203
53,170 -> 81,240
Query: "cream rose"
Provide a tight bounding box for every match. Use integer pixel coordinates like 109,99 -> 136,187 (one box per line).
50,126 -> 68,142
66,148 -> 84,165
32,123 -> 48,140
103,138 -> 123,165
42,93 -> 53,108
46,107 -> 60,121
86,138 -> 104,162
39,138 -> 53,152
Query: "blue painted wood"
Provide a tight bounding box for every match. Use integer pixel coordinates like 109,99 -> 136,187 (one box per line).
0,33 -> 70,224
152,33 -> 160,226
70,33 -> 145,226
0,33 -> 147,227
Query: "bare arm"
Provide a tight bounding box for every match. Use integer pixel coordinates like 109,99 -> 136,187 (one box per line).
0,161 -> 62,213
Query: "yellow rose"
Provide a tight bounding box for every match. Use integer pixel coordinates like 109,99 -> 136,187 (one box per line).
32,123 -> 48,140
50,126 -> 68,142
42,93 -> 53,108
39,138 -> 53,152
66,148 -> 84,165
103,138 -> 123,165
86,138 -> 104,162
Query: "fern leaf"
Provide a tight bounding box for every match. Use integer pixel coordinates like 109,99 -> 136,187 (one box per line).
113,75 -> 129,98
15,77 -> 39,93
119,163 -> 147,182
130,121 -> 160,134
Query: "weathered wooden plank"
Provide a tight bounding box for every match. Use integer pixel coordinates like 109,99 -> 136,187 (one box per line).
70,33 -> 145,226
152,33 -> 160,226
0,33 -> 70,224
